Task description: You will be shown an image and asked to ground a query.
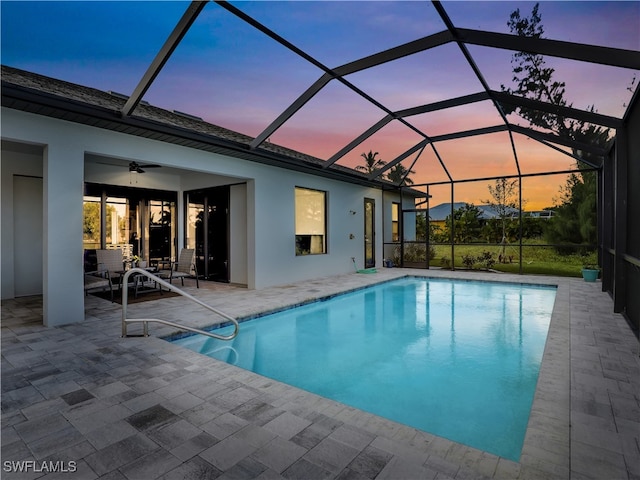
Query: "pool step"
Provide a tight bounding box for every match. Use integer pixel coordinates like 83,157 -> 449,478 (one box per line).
229,329 -> 256,371
195,328 -> 256,371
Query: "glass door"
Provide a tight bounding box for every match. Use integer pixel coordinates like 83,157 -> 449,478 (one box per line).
148,199 -> 175,262
186,197 -> 205,276
364,198 -> 375,268
185,186 -> 229,282
83,183 -> 177,269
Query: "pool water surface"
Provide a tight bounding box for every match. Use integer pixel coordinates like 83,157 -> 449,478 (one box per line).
171,276 -> 556,460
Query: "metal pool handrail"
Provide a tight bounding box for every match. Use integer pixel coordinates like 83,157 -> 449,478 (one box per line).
121,268 -> 239,340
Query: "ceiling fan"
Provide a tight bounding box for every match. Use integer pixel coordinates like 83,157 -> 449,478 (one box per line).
128,161 -> 161,173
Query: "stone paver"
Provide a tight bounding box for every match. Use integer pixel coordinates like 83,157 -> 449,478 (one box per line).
2,269 -> 639,479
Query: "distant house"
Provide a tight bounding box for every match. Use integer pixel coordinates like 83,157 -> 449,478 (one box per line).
526,210 -> 556,219
428,202 -> 521,228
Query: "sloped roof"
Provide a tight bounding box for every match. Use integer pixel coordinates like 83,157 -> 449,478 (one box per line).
2,64 -> 418,192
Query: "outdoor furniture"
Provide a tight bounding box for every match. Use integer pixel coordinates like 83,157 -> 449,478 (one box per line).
130,264 -> 165,298
83,271 -> 113,301
107,243 -> 133,261
96,248 -> 124,295
159,248 -> 199,288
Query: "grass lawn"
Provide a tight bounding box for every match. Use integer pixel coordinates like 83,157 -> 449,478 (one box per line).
429,242 -> 595,277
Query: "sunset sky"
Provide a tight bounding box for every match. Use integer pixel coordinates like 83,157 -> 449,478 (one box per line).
2,1 -> 638,210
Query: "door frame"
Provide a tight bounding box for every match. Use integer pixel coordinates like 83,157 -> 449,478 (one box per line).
364,197 -> 375,268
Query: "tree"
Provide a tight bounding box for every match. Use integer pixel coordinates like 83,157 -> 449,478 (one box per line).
545,167 -> 597,252
356,150 -> 386,174
501,3 -> 609,252
83,202 -> 101,242
386,163 -> 415,185
415,210 -> 427,240
501,4 -> 571,135
444,203 -> 482,243
483,178 -> 520,261
547,124 -> 609,248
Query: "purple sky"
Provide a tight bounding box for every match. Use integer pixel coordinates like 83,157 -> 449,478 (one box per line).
2,1 -> 638,208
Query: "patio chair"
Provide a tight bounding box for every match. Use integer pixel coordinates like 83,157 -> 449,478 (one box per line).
159,248 -> 199,288
107,243 -> 133,261
96,248 -> 124,295
83,271 -> 114,301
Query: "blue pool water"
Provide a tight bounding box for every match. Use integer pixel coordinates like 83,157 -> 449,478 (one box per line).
172,277 -> 556,460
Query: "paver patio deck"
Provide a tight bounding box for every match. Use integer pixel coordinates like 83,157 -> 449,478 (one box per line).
2,269 -> 638,479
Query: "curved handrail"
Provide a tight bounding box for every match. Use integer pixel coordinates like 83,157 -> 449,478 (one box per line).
121,268 -> 239,340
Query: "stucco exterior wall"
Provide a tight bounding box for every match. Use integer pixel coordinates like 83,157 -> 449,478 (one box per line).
1,142 -> 43,299
2,107 -> 387,325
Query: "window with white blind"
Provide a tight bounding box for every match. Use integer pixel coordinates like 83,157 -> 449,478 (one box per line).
295,187 -> 326,255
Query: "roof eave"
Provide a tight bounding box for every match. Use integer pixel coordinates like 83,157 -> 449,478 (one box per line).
1,80 -> 387,189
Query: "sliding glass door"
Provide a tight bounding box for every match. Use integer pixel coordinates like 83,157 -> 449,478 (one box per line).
83,183 -> 176,270
185,186 -> 229,282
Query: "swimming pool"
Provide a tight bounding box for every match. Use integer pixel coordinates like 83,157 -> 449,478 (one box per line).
171,276 -> 556,460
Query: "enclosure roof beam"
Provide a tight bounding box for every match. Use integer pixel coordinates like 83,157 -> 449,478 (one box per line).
250,74 -> 332,149
216,0 -> 433,156
325,116 -> 394,167
456,28 -> 640,70
492,91 -> 623,129
394,92 -> 491,118
420,166 -> 598,187
332,30 -> 454,76
325,87 -> 617,169
430,124 -> 508,142
324,92 -> 488,168
398,144 -> 426,186
122,1 -> 207,117
433,1 -> 520,181
510,124 -> 606,163
367,139 -> 430,181
529,136 -> 602,170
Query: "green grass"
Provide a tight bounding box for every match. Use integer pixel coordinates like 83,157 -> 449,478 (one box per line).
430,241 -> 594,277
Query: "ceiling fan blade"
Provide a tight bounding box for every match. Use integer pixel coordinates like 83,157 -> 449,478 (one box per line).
102,161 -> 162,173
96,161 -> 124,167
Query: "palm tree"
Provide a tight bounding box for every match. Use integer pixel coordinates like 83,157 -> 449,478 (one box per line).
386,163 -> 415,185
356,150 -> 386,174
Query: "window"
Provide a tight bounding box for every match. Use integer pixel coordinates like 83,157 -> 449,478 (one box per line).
148,199 -> 176,261
295,187 -> 326,255
392,202 -> 400,242
83,195 -> 102,250
105,196 -> 129,247
83,183 -> 177,262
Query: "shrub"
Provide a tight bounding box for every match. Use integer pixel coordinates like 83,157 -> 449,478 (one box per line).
392,243 -> 436,265
461,254 -> 476,269
477,251 -> 496,270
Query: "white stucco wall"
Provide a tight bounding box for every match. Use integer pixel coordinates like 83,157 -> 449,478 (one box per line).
230,183 -> 248,286
249,166 -> 382,288
43,140 -> 86,326
2,107 -> 388,325
1,143 -> 44,300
